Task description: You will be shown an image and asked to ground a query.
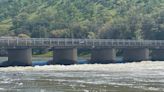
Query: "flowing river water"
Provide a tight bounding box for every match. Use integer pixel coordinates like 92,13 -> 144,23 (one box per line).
0,57 -> 163,92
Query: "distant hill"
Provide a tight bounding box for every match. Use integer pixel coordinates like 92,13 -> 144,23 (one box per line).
0,0 -> 163,39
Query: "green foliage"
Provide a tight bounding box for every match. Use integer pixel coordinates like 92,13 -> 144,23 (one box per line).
18,33 -> 30,38
33,51 -> 53,57
0,0 -> 163,39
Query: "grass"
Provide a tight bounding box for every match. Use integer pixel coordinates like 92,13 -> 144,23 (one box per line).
33,51 -> 91,59
79,52 -> 91,58
33,51 -> 53,57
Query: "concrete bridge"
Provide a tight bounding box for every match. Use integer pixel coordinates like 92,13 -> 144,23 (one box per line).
0,38 -> 164,66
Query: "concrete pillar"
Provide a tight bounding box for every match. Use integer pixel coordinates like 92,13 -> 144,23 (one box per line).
8,48 -> 32,66
52,48 -> 77,65
151,49 -> 164,61
123,48 -> 149,62
90,48 -> 116,64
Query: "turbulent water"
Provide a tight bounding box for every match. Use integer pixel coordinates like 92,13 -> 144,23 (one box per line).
0,59 -> 163,92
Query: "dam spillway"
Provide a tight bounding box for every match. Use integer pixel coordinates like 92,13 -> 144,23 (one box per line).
0,38 -> 164,66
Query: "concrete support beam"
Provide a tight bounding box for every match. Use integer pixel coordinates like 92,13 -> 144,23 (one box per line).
8,48 -> 32,66
52,48 -> 77,65
151,49 -> 164,61
90,48 -> 116,64
123,48 -> 149,62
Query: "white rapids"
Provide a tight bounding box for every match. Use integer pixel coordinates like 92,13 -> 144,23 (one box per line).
0,61 -> 163,92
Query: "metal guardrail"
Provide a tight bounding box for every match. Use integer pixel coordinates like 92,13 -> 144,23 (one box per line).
0,38 -> 164,48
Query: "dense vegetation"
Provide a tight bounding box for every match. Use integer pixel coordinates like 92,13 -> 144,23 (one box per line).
0,0 -> 164,40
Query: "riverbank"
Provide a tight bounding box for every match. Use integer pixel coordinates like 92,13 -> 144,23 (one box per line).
33,51 -> 53,57
33,51 -> 91,59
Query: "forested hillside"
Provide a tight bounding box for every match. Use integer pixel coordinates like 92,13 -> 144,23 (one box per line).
0,0 -> 164,39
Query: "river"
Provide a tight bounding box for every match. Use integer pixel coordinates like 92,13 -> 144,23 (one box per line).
0,57 -> 163,92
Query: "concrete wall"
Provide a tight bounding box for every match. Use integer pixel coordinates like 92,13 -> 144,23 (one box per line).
151,49 -> 164,61
8,48 -> 32,66
52,48 -> 77,65
123,48 -> 149,62
90,48 -> 116,63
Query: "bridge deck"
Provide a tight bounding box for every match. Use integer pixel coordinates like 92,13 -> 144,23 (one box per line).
0,38 -> 163,49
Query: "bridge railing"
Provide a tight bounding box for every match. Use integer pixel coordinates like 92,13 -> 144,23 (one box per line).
0,38 -> 164,48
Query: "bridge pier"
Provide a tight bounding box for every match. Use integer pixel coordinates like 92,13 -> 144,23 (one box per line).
52,48 -> 77,65
90,48 -> 116,64
123,48 -> 149,62
7,48 -> 32,66
151,49 -> 164,61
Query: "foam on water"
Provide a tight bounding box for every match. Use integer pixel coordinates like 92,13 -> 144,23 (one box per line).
0,61 -> 163,92
0,88 -> 5,91
0,61 -> 163,72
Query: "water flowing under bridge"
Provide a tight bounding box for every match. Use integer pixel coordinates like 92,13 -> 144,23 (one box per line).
0,38 -> 164,66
